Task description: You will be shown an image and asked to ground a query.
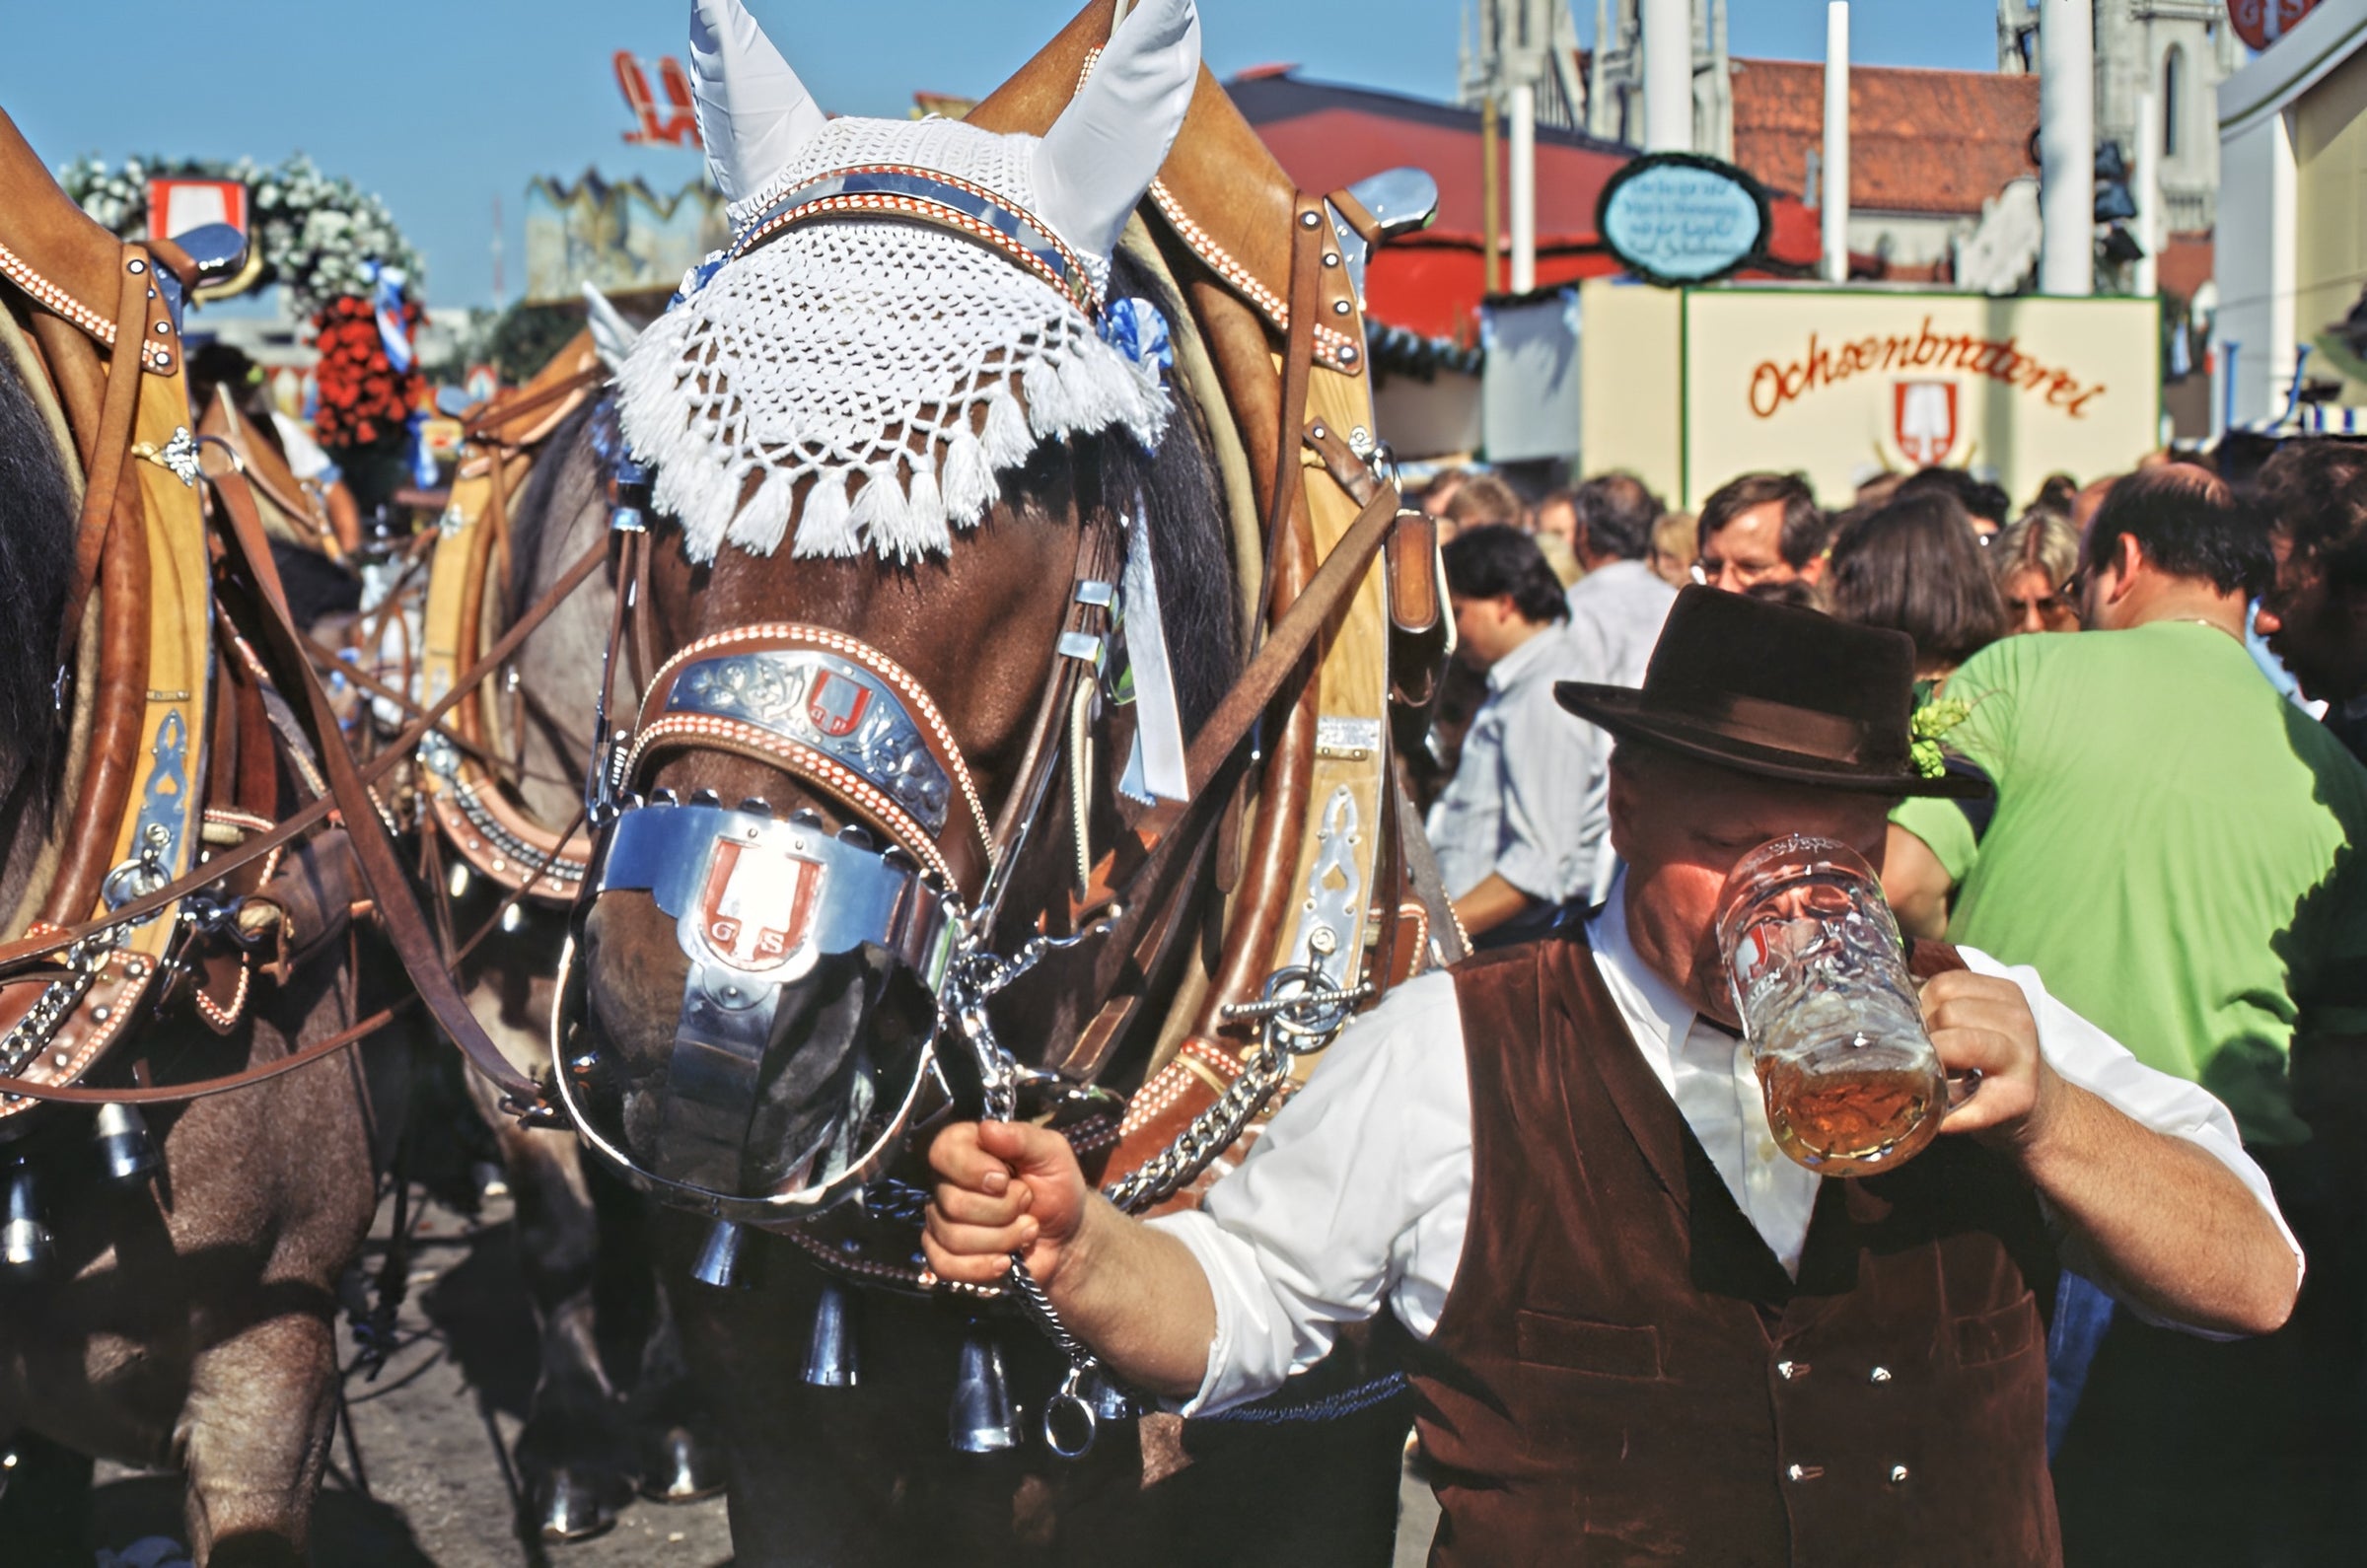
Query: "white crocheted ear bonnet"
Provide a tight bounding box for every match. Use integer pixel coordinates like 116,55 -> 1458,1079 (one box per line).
616,0 -> 1199,564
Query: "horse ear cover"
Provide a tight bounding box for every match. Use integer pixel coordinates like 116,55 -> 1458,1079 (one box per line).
688,0 -> 827,205
1034,0 -> 1200,264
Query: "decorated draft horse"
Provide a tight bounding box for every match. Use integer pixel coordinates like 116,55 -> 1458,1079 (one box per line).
537,0 -> 1461,1558
0,105 -> 613,1563
0,113 -> 375,1563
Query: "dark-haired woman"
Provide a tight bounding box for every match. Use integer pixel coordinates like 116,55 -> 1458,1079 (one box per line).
1823,493 -> 2009,691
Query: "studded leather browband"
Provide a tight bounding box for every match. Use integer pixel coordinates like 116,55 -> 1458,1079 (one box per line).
627,623 -> 993,900
730,165 -> 1099,320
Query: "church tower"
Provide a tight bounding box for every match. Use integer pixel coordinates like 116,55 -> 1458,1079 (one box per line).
1462,0 -> 1733,157
1996,0 -> 2237,235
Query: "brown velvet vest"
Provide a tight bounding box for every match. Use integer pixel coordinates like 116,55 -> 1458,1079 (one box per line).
1409,929 -> 2060,1567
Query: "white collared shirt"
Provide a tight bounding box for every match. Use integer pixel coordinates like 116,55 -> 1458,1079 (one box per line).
1149,877 -> 2301,1416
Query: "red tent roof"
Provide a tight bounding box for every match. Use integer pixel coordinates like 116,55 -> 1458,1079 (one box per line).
1729,59 -> 2039,217
1226,72 -> 1822,344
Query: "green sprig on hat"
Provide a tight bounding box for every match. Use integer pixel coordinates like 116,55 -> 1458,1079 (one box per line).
1908,696 -> 1973,780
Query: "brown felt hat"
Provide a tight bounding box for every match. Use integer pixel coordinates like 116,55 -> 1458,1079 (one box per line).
1554,587 -> 1992,799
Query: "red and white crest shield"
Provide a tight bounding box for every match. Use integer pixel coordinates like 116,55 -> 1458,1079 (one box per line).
806,671 -> 872,739
697,837 -> 825,972
1892,380 -> 1960,468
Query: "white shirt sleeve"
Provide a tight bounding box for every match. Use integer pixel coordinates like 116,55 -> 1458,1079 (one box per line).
1147,969 -> 1473,1415
1958,946 -> 2305,1336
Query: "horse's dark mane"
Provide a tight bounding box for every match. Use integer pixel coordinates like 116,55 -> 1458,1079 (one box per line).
0,343 -> 76,794
1066,250 -> 1239,729
545,250 -> 1240,721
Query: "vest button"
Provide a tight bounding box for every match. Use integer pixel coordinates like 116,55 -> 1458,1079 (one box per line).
1786,1462 -> 1826,1482
1869,1365 -> 1893,1384
1889,1464 -> 1910,1485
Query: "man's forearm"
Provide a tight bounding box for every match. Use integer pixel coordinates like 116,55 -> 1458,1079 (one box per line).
1040,1196 -> 1220,1400
1452,872 -> 1537,937
2016,1082 -> 2297,1336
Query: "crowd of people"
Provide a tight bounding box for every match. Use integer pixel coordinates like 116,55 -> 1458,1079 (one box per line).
926,439 -> 2367,1564
1399,447 -> 2367,1560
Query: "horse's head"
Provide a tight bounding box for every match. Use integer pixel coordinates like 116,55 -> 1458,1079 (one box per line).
563,0 -> 1230,1222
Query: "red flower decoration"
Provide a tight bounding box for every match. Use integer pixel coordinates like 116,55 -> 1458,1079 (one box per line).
311,290 -> 426,451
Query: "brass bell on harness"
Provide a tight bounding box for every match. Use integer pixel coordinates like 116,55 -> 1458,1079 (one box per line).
949,1327 -> 1021,1454
689,1219 -> 750,1290
801,1279 -> 859,1388
0,1153 -> 53,1282
92,1104 -> 162,1188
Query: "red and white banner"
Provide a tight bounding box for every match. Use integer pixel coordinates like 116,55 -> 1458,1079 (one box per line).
147,178 -> 249,241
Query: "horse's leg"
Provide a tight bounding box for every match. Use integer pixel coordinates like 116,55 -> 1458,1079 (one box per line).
179,1310 -> 339,1567
464,977 -> 638,1542
626,1274 -> 727,1504
167,956 -> 382,1568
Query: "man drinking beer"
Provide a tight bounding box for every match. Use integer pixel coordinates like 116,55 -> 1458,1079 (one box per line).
924,590 -> 2299,1564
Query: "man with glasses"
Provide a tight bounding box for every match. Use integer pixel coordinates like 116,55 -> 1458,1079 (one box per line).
1884,465 -> 2367,1565
1692,470 -> 1830,592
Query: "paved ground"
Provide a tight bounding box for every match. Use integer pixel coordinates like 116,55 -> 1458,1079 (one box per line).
90,1188 -> 1438,1567
94,1188 -> 735,1568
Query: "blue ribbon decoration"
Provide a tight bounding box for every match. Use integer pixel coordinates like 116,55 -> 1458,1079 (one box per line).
1099,297 -> 1173,372
671,249 -> 729,310
405,411 -> 437,489
366,260 -> 415,374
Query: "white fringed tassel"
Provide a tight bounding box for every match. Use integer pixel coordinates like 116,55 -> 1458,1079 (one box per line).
903,465 -> 950,548
729,465 -> 798,557
795,472 -> 861,558
980,385 -> 1034,468
846,463 -> 916,557
941,429 -> 997,524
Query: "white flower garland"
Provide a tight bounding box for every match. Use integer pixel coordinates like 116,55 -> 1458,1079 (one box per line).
57,154 -> 421,318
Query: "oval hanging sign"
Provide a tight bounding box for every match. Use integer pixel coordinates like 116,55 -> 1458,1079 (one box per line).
1596,152 -> 1771,288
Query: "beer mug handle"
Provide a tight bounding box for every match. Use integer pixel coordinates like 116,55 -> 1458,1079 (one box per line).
1944,1069 -> 1983,1111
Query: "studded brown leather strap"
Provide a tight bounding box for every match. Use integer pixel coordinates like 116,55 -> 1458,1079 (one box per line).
205,463 -> 553,1117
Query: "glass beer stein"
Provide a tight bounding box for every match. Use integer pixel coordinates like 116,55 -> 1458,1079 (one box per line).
1714,835 -> 1948,1176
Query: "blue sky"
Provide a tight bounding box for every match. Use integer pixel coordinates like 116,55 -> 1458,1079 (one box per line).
1,1 -> 2004,309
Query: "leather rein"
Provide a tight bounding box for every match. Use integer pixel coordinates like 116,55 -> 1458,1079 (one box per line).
0,472 -> 612,1116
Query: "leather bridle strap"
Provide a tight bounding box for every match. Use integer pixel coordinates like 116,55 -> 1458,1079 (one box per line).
0,1001 -> 409,1106
206,463 -> 553,1117
462,365 -> 607,446
0,519 -> 604,975
1123,465 -> 1400,871
1252,197 -> 1327,642
53,248 -> 152,676
1049,439 -> 1399,1079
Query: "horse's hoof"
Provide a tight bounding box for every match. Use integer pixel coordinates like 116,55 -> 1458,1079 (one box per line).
530,1468 -> 625,1543
638,1426 -> 727,1504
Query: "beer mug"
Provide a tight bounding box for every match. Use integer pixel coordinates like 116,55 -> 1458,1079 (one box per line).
1714,835 -> 1948,1176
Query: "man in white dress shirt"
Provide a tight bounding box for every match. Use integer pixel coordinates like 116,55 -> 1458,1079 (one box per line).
1425,526 -> 1603,939
922,590 -> 2299,1564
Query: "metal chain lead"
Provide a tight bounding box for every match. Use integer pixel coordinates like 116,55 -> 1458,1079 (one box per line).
1101,970 -> 1370,1215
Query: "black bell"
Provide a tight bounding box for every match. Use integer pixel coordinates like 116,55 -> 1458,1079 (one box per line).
948,1328 -> 1020,1454
688,1219 -> 748,1289
92,1104 -> 161,1188
0,1154 -> 52,1282
801,1280 -> 858,1388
